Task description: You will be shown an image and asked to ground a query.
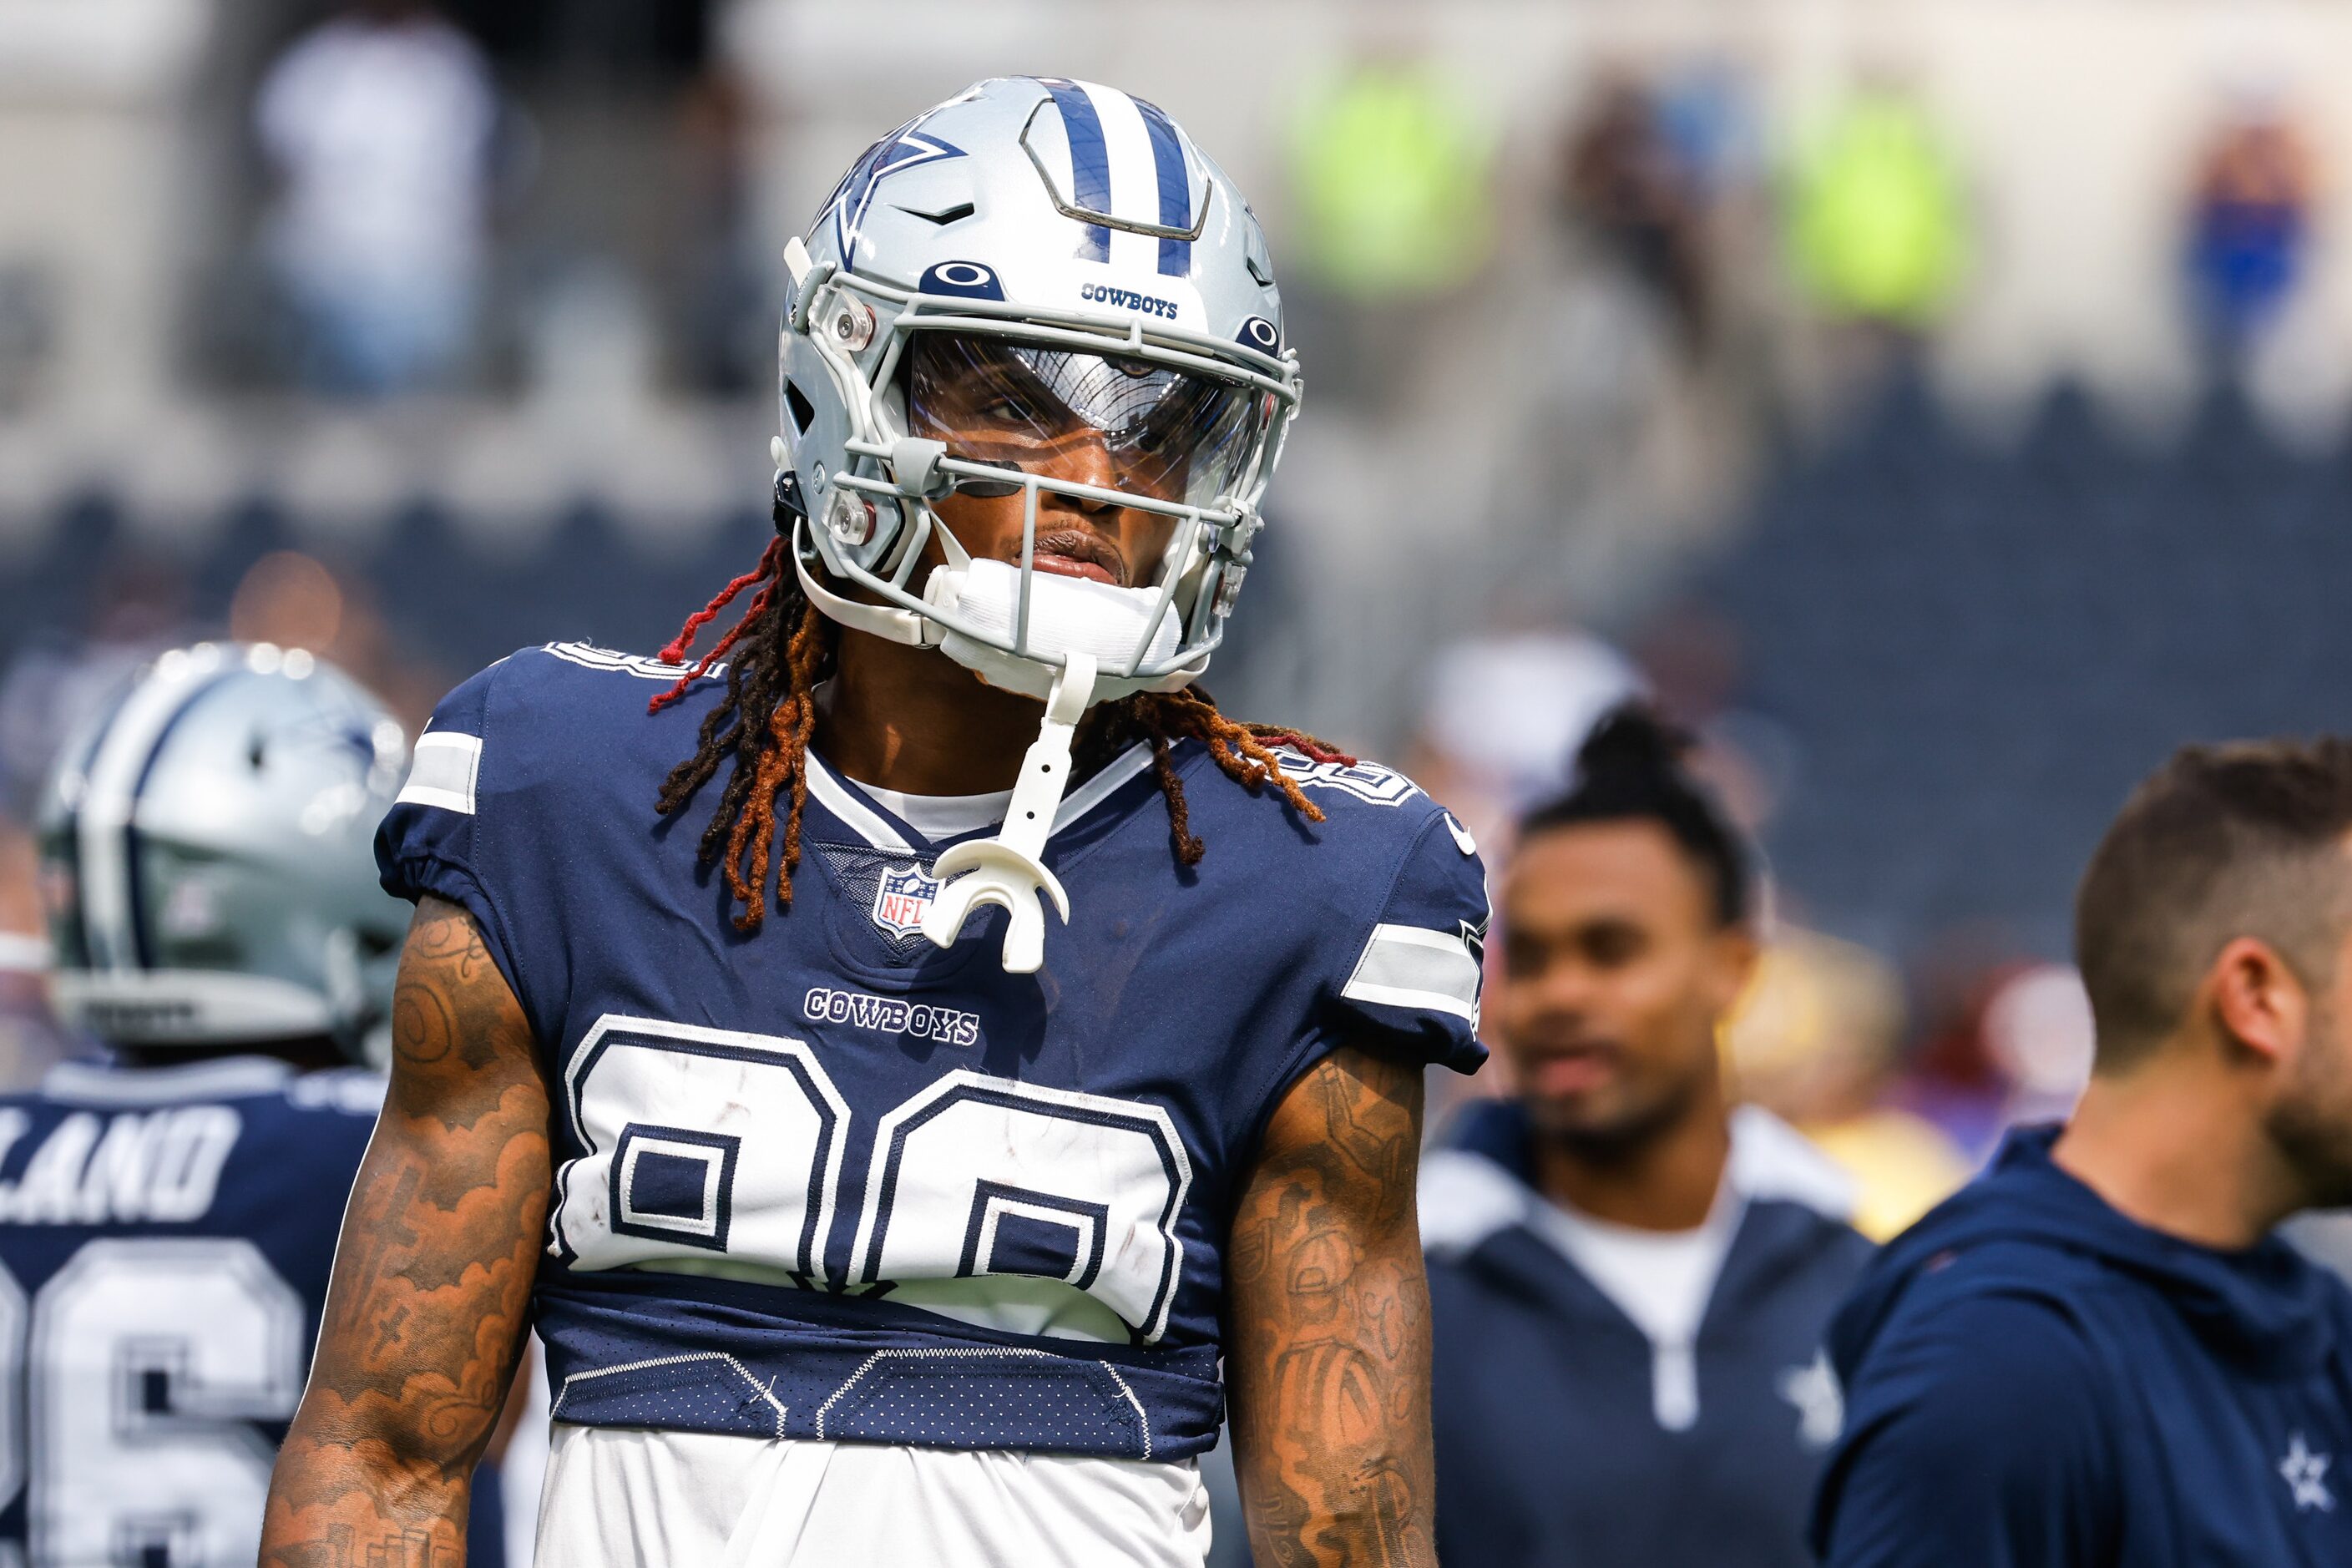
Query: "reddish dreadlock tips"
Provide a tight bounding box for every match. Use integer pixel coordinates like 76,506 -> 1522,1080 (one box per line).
646,539 -> 787,716
714,599 -> 828,934
656,536 -> 1341,933
1256,729 -> 1356,769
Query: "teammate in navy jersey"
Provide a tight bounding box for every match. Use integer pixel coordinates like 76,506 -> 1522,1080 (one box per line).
265,78 -> 1488,1567
12,643 -> 508,1568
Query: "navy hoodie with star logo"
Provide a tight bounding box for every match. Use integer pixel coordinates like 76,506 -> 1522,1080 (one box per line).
1422,1098 -> 1872,1568
1813,1125 -> 2352,1566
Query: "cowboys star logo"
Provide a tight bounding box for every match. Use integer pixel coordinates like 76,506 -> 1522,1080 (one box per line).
1459,916 -> 1488,969
2281,1433 -> 2335,1514
825,119 -> 969,266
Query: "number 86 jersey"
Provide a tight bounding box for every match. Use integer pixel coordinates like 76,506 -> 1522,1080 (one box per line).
377,645 -> 1488,1464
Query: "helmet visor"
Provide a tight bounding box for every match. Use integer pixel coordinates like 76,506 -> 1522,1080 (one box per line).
906,333 -> 1270,511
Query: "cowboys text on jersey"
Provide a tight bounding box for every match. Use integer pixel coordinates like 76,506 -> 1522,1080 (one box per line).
377,644 -> 1488,1460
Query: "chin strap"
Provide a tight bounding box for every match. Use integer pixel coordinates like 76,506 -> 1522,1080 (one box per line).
919,650 -> 1096,974
788,510 -> 964,650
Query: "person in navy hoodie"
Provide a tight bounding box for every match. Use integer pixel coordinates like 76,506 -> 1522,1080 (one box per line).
1422,706 -> 1873,1567
1813,737 -> 2352,1567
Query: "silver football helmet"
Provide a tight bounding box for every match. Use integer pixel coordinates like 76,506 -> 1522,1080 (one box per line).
778,74 -> 1301,703
776,77 -> 1304,974
33,643 -> 412,1062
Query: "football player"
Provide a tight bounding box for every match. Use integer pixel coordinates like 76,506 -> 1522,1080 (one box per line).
266,77 -> 1488,1567
8,643 -> 513,1566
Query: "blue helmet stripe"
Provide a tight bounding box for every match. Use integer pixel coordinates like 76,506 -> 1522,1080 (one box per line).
1043,80 -> 1113,262
1134,96 -> 1193,278
63,679 -> 139,969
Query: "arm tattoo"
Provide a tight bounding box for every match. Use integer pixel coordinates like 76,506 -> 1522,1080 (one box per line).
1227,1044 -> 1436,1568
261,896 -> 552,1565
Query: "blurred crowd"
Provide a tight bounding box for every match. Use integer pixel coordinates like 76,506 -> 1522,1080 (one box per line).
8,0 -> 2349,1230
13,5 -> 2352,1565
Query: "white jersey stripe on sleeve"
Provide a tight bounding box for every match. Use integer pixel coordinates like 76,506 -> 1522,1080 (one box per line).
1341,923 -> 1482,1022
397,732 -> 483,815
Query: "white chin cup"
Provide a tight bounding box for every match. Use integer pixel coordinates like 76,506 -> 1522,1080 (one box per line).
926,559 -> 1182,703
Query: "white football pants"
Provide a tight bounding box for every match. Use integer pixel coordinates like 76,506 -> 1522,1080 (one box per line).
534,1423 -> 1213,1567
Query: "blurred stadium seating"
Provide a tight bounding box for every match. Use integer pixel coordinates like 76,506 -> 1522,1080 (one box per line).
1699,369 -> 2352,960
15,0 -> 2352,1208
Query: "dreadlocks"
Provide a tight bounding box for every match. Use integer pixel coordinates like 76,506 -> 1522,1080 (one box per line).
650,512 -> 1357,933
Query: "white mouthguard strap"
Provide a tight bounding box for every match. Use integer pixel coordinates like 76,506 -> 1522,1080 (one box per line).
918,651 -> 1097,974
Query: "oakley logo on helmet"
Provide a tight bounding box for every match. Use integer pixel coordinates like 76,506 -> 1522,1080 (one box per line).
1077,281 -> 1180,320
1238,316 -> 1280,352
921,260 -> 1005,300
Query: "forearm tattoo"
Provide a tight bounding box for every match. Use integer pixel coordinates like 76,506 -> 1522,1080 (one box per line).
261,897 -> 551,1566
1227,1045 -> 1437,1568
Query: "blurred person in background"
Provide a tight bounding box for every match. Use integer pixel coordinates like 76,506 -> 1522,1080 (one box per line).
1977,961 -> 2097,1130
1404,626 -> 1641,1138
255,0 -> 498,396
2186,99 -> 2315,372
1787,74 -> 1969,338
1560,73 -> 1709,352
0,931 -> 68,1096
1289,49 -> 1493,306
1287,45 -> 1495,407
0,644 -> 510,1565
670,65 -> 771,397
0,825 -> 68,1094
1814,740 -> 2352,1566
1727,927 -> 1970,1241
1421,707 -> 1870,1567
1407,626 -> 1644,857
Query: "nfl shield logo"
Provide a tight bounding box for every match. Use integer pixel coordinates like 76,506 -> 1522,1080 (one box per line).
871,863 -> 941,938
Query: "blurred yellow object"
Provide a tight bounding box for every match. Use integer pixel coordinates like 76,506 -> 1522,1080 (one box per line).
1725,927 -> 1973,1238
1803,1108 -> 1974,1242
1788,87 -> 1968,326
1290,59 -> 1494,300
1724,926 -> 1904,1120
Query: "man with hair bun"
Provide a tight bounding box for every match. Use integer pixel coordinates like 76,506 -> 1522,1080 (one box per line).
1421,704 -> 1871,1567
1813,737 -> 2352,1566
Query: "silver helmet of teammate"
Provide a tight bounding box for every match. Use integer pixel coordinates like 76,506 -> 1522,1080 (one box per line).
777,75 -> 1302,706
33,643 -> 411,1062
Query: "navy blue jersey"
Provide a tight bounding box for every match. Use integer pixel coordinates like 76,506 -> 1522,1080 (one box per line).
1814,1127 -> 2352,1568
377,641 -> 1489,1462
0,1055 -> 379,1565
